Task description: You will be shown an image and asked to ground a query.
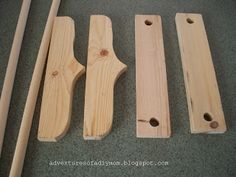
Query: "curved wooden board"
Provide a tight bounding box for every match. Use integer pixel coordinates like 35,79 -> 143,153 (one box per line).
83,15 -> 127,140
38,16 -> 85,141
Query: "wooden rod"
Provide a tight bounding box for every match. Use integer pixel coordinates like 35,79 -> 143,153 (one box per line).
9,1 -> 61,177
0,0 -> 31,156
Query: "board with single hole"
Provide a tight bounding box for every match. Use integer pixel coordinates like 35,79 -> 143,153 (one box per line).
38,17 -> 85,141
175,13 -> 226,133
83,15 -> 127,140
135,15 -> 171,138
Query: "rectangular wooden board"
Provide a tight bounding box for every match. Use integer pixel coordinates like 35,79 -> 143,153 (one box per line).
175,13 -> 226,133
135,15 -> 171,138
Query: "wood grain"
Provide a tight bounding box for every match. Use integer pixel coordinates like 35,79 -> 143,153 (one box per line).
175,13 -> 226,133
38,17 -> 85,142
0,0 -> 31,156
83,15 -> 127,140
135,15 -> 171,138
9,1 -> 61,177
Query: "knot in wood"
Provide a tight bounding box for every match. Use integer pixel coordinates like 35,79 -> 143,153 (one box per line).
100,49 -> 109,57
52,71 -> 58,77
210,121 -> 219,129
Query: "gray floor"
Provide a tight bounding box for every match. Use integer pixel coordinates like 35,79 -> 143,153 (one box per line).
0,0 -> 236,177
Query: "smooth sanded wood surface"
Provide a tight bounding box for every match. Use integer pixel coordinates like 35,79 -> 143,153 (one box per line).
175,13 -> 226,133
9,1 -> 61,177
38,17 -> 85,142
1,1 -> 236,177
83,15 -> 127,140
0,0 -> 31,156
135,15 -> 171,138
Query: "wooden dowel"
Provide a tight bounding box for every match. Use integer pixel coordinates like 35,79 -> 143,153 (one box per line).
9,1 -> 61,177
0,0 -> 31,156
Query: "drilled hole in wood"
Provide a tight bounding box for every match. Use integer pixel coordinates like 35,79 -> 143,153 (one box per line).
210,121 -> 219,129
186,18 -> 194,24
149,118 -> 159,127
203,113 -> 213,122
145,20 -> 152,26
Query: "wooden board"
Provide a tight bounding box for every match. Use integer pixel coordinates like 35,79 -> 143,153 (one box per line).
135,15 -> 171,138
38,17 -> 85,141
83,15 -> 127,140
175,13 -> 226,133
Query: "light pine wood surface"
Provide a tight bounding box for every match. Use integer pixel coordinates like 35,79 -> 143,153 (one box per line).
9,1 -> 61,177
135,15 -> 171,138
0,0 -> 31,156
38,17 -> 85,142
175,13 -> 226,133
83,15 -> 127,140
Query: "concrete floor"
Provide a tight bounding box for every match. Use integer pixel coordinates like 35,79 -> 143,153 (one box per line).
0,0 -> 236,176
